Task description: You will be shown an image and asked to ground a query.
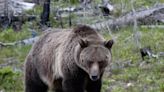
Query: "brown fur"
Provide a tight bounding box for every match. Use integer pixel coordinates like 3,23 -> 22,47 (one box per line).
25,25 -> 113,92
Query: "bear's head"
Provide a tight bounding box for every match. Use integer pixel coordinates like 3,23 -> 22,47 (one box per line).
74,39 -> 113,81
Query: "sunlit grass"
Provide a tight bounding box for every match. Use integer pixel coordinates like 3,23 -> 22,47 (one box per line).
103,27 -> 164,92
0,26 -> 31,43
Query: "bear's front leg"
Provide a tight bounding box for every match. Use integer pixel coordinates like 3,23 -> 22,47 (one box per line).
62,77 -> 85,92
86,79 -> 102,92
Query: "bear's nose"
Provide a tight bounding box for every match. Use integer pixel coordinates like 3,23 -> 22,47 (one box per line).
91,75 -> 98,81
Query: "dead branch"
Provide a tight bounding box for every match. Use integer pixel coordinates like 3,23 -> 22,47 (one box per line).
0,42 -> 16,47
0,36 -> 39,48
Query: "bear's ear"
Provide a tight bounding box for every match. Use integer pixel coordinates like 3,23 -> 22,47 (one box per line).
79,39 -> 88,48
104,39 -> 114,49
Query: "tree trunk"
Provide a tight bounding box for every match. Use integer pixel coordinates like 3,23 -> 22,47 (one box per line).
40,0 -> 50,26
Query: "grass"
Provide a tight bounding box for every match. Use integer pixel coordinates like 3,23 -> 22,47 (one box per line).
102,27 -> 164,92
0,25 -> 32,92
0,66 -> 23,91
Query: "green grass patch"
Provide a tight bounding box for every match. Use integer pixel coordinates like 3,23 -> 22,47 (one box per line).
103,27 -> 164,92
0,67 -> 23,91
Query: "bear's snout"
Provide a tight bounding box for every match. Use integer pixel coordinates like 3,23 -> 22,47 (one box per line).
90,73 -> 100,81
89,63 -> 100,81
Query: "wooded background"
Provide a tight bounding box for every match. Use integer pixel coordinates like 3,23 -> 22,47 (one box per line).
0,0 -> 164,92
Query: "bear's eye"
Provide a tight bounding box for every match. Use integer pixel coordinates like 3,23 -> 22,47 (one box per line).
98,61 -> 106,68
98,61 -> 103,65
88,61 -> 94,67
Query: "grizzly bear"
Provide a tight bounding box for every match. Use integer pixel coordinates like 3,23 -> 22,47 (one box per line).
24,25 -> 113,92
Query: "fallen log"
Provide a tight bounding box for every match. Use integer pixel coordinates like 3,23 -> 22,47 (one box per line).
20,36 -> 39,45
0,42 -> 16,47
0,36 -> 39,48
0,28 -> 64,48
91,4 -> 164,30
9,0 -> 35,14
